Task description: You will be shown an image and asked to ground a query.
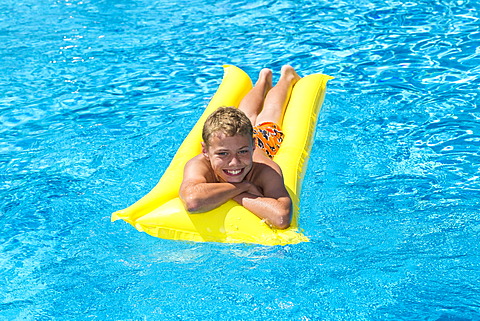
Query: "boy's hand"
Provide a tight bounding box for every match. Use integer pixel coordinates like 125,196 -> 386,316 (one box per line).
233,181 -> 263,198
245,182 -> 263,197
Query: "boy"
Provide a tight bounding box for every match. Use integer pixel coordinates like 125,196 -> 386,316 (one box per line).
179,66 -> 300,229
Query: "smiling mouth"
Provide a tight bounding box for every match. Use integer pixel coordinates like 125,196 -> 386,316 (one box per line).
223,168 -> 244,176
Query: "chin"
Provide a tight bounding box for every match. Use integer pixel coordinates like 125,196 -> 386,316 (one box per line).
225,176 -> 244,183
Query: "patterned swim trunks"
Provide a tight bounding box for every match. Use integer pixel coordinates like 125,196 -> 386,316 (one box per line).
253,122 -> 284,159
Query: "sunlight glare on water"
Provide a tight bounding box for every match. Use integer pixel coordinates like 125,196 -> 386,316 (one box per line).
1,0 -> 479,320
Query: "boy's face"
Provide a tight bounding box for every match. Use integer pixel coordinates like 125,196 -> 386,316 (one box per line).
202,133 -> 254,183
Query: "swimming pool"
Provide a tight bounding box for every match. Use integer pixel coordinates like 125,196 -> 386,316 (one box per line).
1,0 -> 479,319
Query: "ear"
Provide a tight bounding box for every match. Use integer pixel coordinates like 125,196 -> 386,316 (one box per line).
201,142 -> 209,158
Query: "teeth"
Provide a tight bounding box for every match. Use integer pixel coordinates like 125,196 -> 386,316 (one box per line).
227,169 -> 241,175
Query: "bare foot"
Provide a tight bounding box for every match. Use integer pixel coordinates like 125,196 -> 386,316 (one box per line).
280,65 -> 301,85
257,68 -> 273,96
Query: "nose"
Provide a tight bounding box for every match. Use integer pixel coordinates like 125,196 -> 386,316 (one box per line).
229,155 -> 241,166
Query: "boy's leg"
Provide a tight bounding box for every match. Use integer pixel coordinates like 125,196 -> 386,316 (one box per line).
255,65 -> 300,127
238,68 -> 272,125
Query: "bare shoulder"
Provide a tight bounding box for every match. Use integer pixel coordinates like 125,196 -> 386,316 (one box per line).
185,154 -> 206,168
249,162 -> 289,202
252,148 -> 283,176
249,149 -> 287,193
183,154 -> 216,183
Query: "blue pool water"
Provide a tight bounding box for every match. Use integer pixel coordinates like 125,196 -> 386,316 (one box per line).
1,0 -> 480,319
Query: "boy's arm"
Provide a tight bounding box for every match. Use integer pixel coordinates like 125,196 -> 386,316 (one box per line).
179,156 -> 251,213
232,164 -> 292,230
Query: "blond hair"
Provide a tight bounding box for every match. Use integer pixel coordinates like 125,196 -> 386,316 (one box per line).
202,107 -> 253,146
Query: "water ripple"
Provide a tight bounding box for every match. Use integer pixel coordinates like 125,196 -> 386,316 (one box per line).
2,0 -> 480,319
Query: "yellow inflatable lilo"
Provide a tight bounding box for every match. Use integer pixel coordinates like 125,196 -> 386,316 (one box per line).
111,65 -> 332,246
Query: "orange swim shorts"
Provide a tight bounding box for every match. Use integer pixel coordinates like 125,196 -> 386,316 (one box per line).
253,122 -> 284,159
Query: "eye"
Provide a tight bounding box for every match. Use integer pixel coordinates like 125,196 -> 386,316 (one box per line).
216,152 -> 228,157
238,149 -> 249,155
